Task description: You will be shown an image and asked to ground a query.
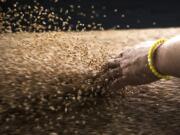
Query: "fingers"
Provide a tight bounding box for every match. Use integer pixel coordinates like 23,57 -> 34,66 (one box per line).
110,77 -> 126,90
95,67 -> 122,90
102,67 -> 122,81
117,51 -> 124,58
107,59 -> 120,69
102,50 -> 125,71
102,58 -> 121,72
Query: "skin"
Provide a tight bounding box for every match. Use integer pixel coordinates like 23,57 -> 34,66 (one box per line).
103,36 -> 180,90
156,36 -> 180,77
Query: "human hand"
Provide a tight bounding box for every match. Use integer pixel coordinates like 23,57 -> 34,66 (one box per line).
102,41 -> 159,90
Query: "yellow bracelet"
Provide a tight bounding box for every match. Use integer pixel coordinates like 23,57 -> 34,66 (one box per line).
148,38 -> 170,80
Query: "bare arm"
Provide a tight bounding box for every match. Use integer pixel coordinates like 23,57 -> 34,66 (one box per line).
103,35 -> 180,90
156,36 -> 180,77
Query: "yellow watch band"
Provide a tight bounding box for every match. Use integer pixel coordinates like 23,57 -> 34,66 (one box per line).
147,38 -> 170,80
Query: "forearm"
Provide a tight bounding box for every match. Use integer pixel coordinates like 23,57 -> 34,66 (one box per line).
155,36 -> 180,77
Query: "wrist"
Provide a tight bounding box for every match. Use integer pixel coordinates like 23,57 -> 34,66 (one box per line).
154,42 -> 169,76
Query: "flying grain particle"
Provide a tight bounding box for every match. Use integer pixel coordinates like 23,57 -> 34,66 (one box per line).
103,14 -> 107,18
126,25 -> 130,28
64,107 -> 68,113
65,10 -> 69,15
152,22 -> 156,25
116,25 -> 120,28
49,106 -> 55,111
114,9 -> 118,12
49,132 -> 58,135
70,5 -> 74,8
121,14 -> 125,18
82,120 -> 86,125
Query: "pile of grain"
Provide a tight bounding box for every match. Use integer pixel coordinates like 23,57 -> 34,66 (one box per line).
0,32 -> 118,113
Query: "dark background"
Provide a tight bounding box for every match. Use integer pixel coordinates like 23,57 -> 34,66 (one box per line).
1,0 -> 180,32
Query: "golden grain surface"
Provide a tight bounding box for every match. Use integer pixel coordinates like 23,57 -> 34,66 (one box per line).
1,28 -> 180,96
0,28 -> 180,135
